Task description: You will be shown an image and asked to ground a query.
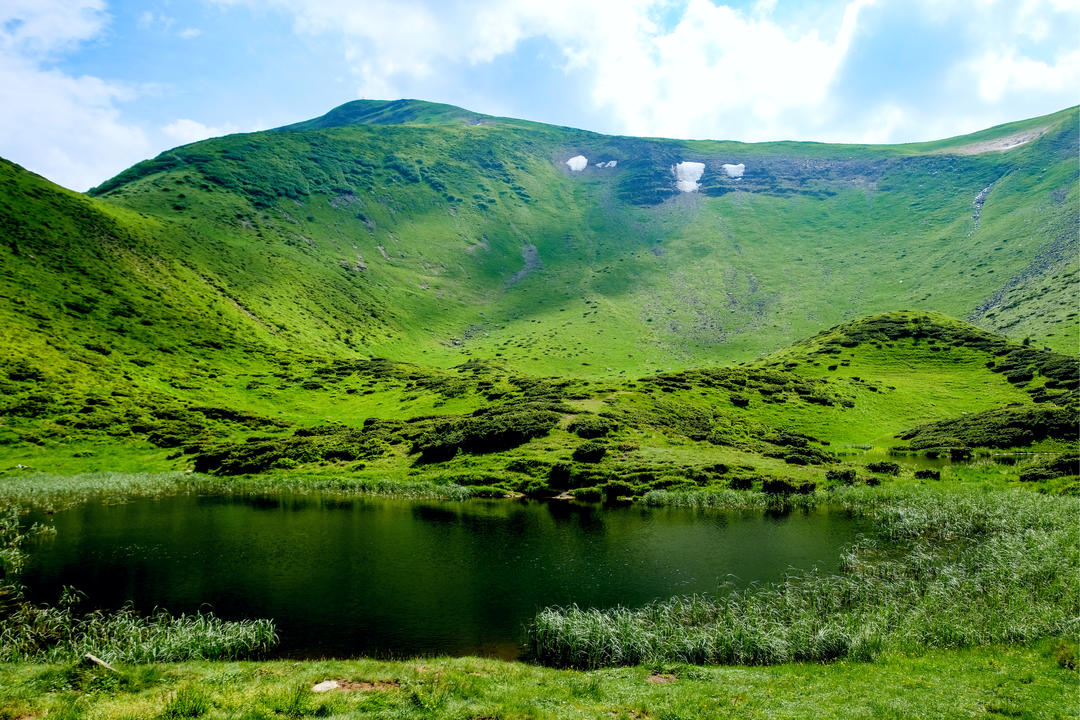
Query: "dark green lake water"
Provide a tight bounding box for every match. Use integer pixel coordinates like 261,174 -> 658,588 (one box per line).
24,495 -> 862,659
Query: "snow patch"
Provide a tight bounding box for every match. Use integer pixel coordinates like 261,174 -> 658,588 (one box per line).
673,161 -> 705,192
594,160 -> 618,168
566,155 -> 588,172
722,163 -> 745,178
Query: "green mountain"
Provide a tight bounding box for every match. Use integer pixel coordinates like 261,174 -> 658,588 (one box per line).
0,100 -> 1076,486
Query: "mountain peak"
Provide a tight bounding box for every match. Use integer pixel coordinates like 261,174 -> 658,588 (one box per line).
277,99 -> 489,131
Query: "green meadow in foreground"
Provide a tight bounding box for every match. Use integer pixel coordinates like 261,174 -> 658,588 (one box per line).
1,641 -> 1077,720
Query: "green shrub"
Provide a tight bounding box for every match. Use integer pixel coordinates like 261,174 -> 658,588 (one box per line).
414,407 -> 561,462
866,461 -> 901,475
602,481 -> 635,501
572,486 -> 603,501
728,475 -> 754,490
572,441 -> 608,463
897,405 -> 1075,450
825,468 -> 857,485
914,469 -> 941,480
1019,453 -> 1079,482
762,478 -> 815,495
567,415 -> 617,438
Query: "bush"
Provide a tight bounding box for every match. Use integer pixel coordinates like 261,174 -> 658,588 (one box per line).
762,477 -> 815,495
572,441 -> 608,463
728,474 -> 754,490
825,468 -> 857,485
414,407 -> 561,462
602,480 -> 635,501
897,405 -> 1075,450
194,426 -> 389,474
729,393 -> 750,408
866,461 -> 901,476
1056,640 -> 1079,670
914,469 -> 941,480
572,486 -> 603,502
567,415 -> 617,439
1019,453 -> 1079,483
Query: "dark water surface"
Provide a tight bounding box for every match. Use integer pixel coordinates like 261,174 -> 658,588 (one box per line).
23,495 -> 862,659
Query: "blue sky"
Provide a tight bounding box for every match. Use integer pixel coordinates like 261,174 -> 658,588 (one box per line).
1,0 -> 1077,190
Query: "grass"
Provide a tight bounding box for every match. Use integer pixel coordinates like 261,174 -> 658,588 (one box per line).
0,471 -> 473,514
0,598 -> 278,664
0,641 -> 1076,719
528,485 -> 1078,668
3,311 -> 1073,499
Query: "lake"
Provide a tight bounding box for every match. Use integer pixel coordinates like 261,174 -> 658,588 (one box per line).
23,495 -> 863,659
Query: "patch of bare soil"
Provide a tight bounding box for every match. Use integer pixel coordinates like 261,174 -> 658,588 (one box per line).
312,678 -> 401,693
948,127 -> 1049,155
338,679 -> 400,692
645,673 -> 676,684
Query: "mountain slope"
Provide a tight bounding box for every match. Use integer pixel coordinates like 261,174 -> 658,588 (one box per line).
76,101 -> 1080,373
0,100 -> 1076,480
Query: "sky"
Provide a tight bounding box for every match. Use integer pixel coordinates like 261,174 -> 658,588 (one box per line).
1,0 -> 1077,191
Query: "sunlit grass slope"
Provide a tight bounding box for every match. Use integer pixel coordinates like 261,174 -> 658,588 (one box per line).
0,101 -> 1076,484
84,100 -> 1080,369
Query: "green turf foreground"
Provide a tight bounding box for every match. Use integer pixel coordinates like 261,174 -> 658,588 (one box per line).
1,641 -> 1077,720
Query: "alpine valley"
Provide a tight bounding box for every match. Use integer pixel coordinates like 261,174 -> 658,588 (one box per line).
0,100 -> 1077,720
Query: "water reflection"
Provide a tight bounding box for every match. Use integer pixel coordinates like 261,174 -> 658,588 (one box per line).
24,495 -> 862,659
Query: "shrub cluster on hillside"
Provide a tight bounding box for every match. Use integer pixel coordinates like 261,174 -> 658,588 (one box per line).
896,405 -> 1075,450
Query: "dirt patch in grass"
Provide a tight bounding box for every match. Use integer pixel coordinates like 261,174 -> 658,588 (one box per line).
645,673 -> 676,684
340,679 -> 400,692
314,678 -> 401,693
947,127 -> 1049,155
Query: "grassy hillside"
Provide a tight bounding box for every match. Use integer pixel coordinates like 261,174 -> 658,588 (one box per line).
3,305 -> 1075,497
0,101 -> 1077,485
81,100 -> 1080,370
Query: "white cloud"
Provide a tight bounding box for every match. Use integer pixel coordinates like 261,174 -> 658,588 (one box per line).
162,118 -> 241,145
137,11 -> 175,32
213,0 -> 1080,144
971,47 -> 1080,103
0,1 -> 152,190
0,0 -> 109,56
178,27 -> 202,39
212,0 -> 662,99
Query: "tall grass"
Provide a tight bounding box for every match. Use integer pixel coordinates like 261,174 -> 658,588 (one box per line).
0,471 -> 474,513
528,486 -> 1079,668
642,488 -> 820,511
1,505 -> 55,578
0,595 -> 277,663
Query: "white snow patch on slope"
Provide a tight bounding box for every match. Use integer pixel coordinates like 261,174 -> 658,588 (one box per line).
674,161 -> 705,192
594,160 -> 617,168
722,163 -> 745,178
566,155 -> 588,172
